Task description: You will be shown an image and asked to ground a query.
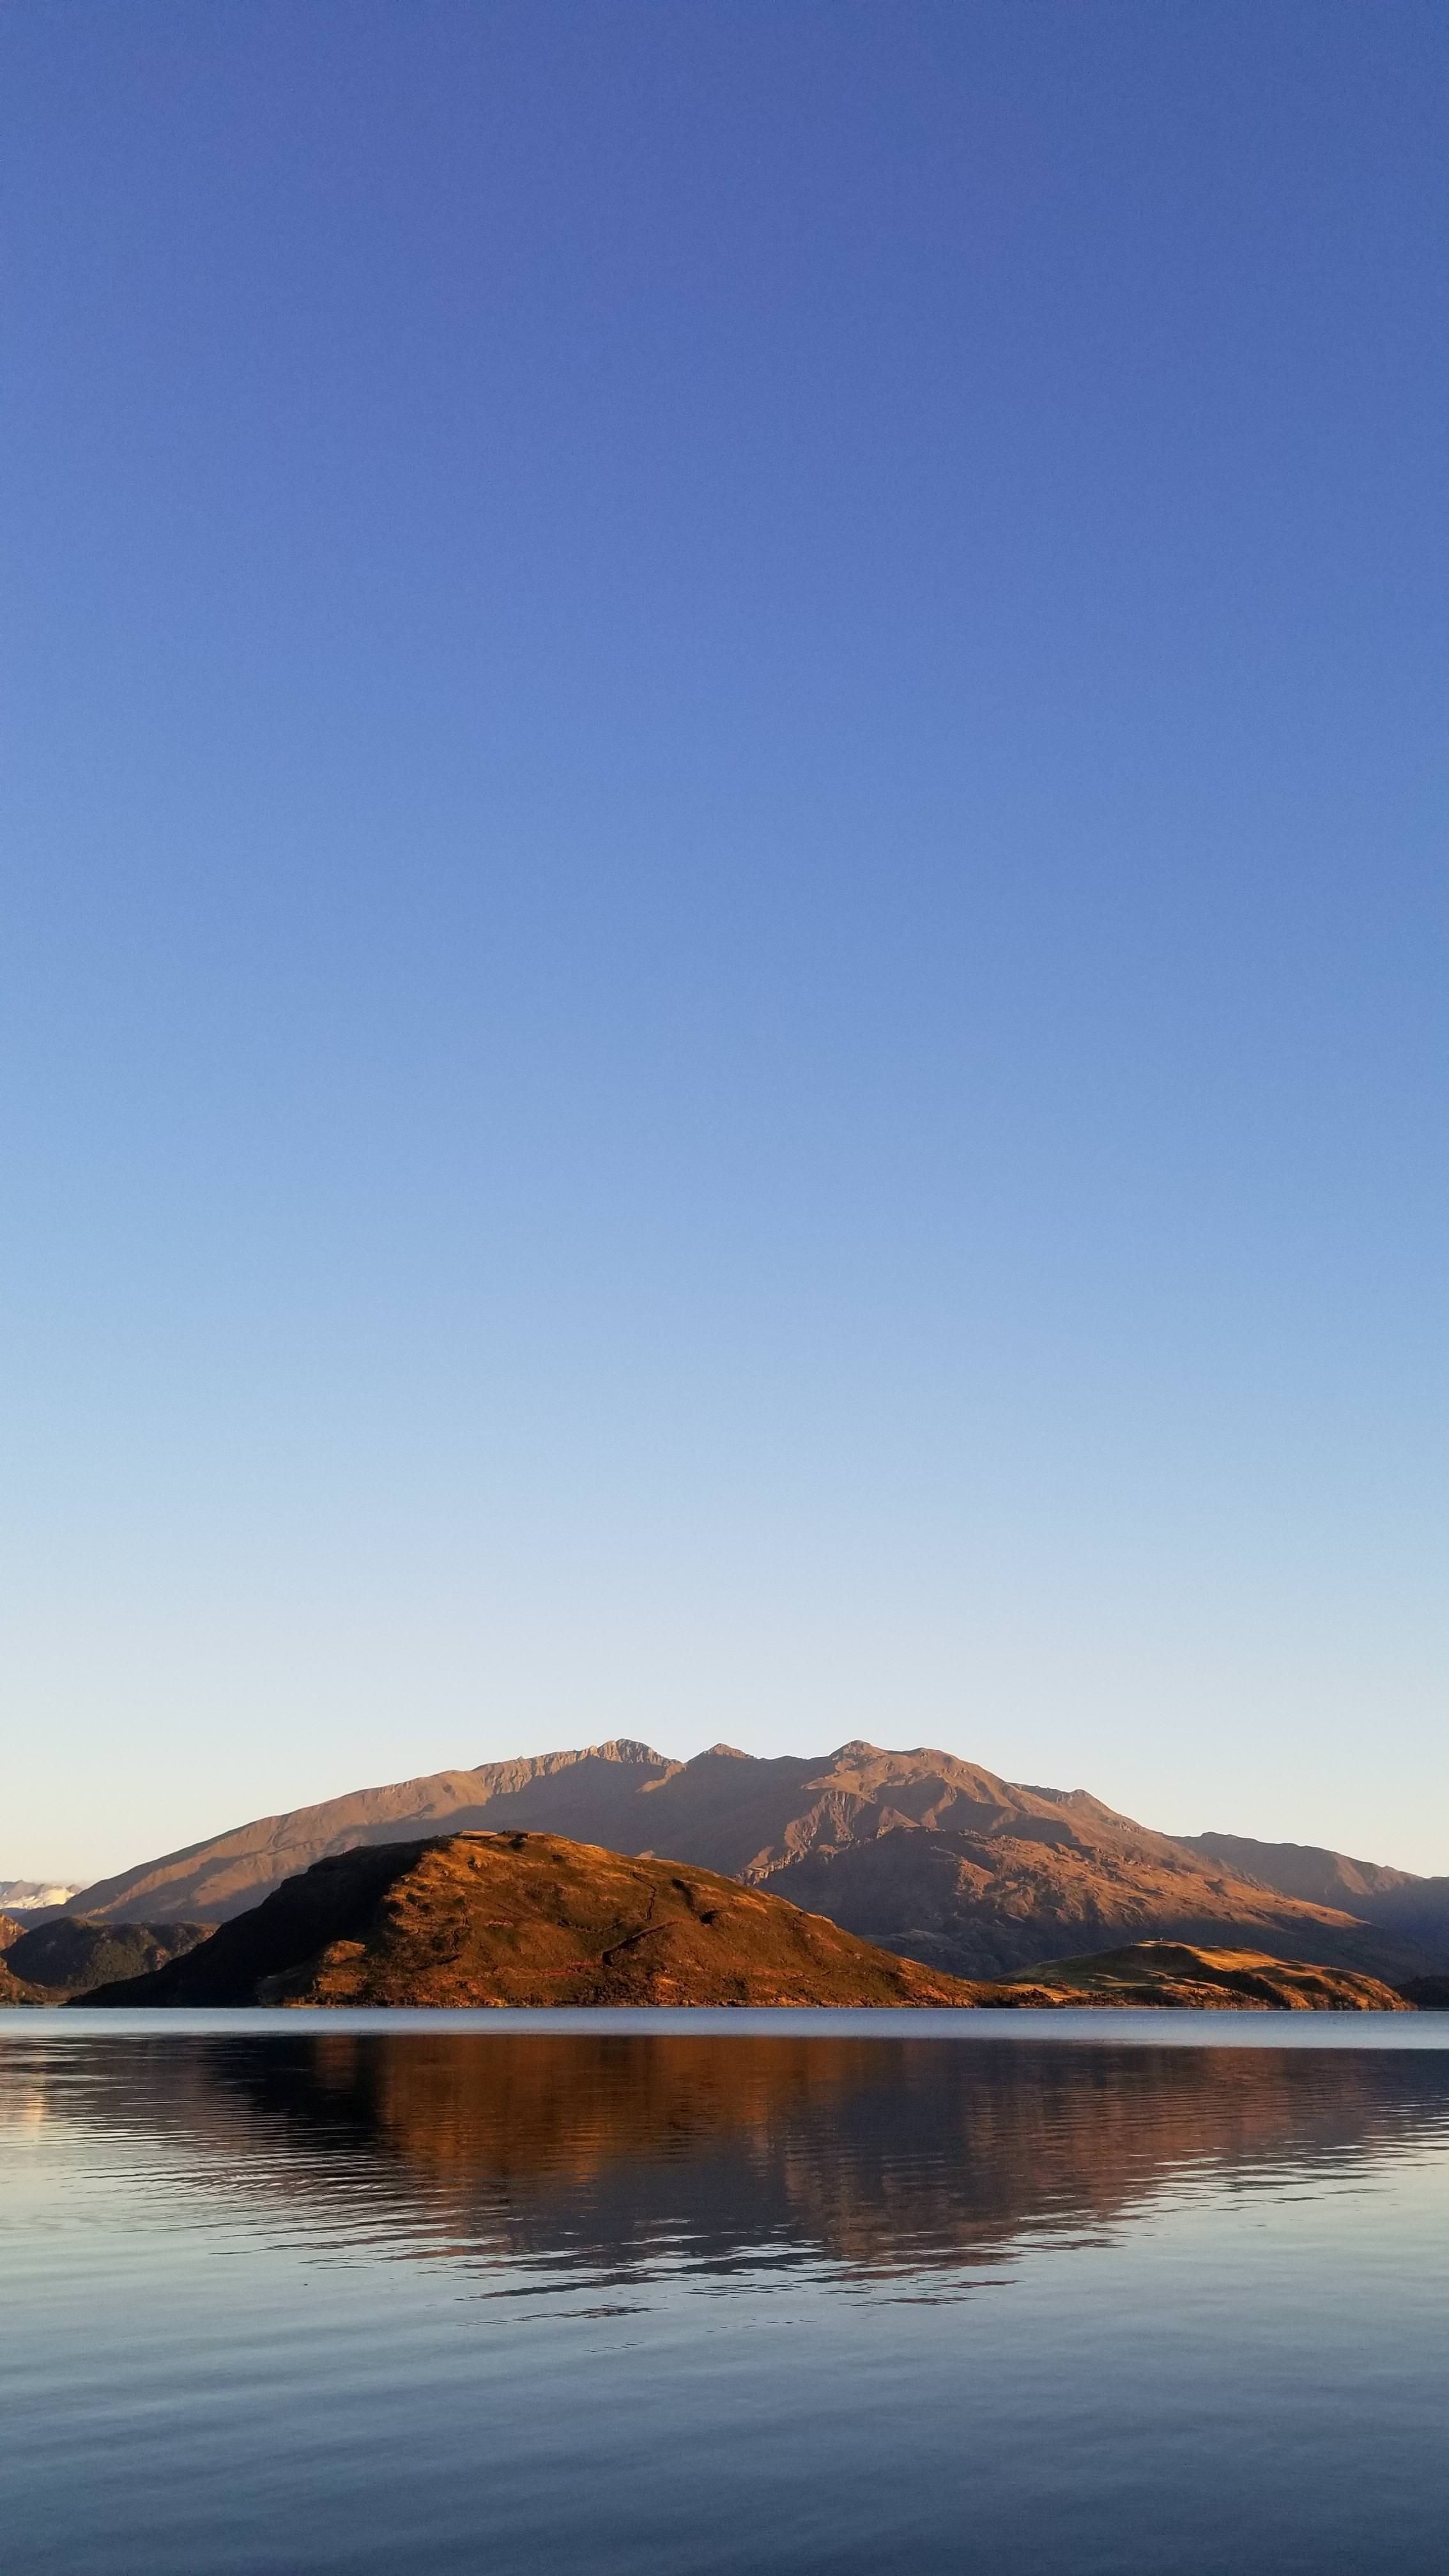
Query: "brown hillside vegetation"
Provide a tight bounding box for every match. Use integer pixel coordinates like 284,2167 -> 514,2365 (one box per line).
1005,1942 -> 1409,2011
80,1834 -> 989,2009
67,1738 -> 1439,1981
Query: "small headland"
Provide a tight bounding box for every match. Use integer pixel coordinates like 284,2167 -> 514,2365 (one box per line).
999,1940 -> 1413,2011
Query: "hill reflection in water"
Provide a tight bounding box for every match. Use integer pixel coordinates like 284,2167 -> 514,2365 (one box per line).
6,2023 -> 1449,2576
25,2025 -> 1449,2292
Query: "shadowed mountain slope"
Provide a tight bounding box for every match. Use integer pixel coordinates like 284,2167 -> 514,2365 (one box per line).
763,1823 -> 1416,1981
1179,1832 -> 1422,1903
1179,1833 -> 1449,1961
0,1917 -> 205,2000
1399,1976 -> 1449,2008
69,1740 -> 1442,1982
79,1833 -> 990,2009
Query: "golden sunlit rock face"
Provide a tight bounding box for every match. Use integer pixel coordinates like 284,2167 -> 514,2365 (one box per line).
80,1833 -> 990,2009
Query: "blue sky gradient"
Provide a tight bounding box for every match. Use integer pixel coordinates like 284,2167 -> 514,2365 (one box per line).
3,1 -> 1446,1878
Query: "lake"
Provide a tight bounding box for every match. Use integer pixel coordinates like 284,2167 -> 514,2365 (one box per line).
4,2009 -> 1448,2573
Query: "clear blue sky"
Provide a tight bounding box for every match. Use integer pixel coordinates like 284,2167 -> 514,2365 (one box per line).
3,1 -> 1445,1882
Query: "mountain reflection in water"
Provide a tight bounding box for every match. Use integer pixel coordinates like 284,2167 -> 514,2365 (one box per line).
17,2025 -> 1449,2288
5,2023 -> 1449,2576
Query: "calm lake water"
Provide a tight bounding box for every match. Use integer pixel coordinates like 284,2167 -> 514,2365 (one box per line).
4,2011 -> 1448,2575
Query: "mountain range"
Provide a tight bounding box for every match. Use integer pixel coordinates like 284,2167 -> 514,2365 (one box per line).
63,1738 -> 1449,1982
76,1832 -> 1409,2013
0,1880 -> 81,1912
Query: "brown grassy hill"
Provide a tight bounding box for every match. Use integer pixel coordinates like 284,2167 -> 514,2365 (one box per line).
66,1737 -> 1426,1981
79,1833 -> 989,2009
1003,1941 -> 1410,2011
0,1914 -> 24,1952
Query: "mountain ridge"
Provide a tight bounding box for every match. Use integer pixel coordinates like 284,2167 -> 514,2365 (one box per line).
76,1835 -> 1416,2014
1176,1832 -> 1449,1956
63,1739 -> 1448,1981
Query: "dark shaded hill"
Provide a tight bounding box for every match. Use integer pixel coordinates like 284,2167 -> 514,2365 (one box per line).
1004,1941 -> 1410,2012
0,1916 -> 205,2000
79,1834 -> 990,2009
1397,1976 -> 1449,2008
68,1738 -> 1431,1982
